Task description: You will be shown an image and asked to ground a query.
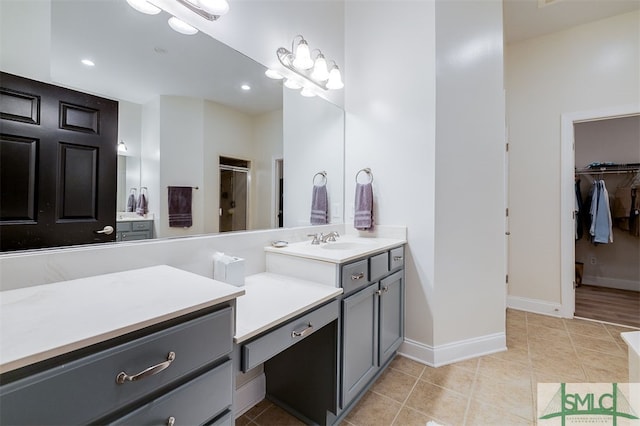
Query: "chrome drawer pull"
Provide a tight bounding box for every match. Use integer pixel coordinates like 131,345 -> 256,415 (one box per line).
167,416 -> 176,426
291,323 -> 313,338
116,352 -> 176,384
351,272 -> 365,281
393,256 -> 403,261
375,286 -> 389,296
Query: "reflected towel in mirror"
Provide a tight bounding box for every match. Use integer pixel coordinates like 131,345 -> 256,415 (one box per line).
310,184 -> 328,224
168,186 -> 193,227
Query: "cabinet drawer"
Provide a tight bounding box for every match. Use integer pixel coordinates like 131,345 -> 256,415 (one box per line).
341,259 -> 370,295
0,308 -> 233,425
370,252 -> 389,282
132,221 -> 151,231
111,360 -> 232,425
116,222 -> 132,232
242,300 -> 339,372
390,247 -> 404,271
120,231 -> 150,241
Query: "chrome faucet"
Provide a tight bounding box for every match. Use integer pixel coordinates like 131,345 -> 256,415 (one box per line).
321,231 -> 340,243
307,233 -> 322,245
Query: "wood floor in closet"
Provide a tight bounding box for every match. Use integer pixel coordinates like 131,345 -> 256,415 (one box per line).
575,284 -> 640,329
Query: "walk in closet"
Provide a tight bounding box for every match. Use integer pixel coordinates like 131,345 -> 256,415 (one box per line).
573,115 -> 640,328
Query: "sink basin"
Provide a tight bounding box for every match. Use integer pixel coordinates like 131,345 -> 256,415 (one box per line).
321,242 -> 373,250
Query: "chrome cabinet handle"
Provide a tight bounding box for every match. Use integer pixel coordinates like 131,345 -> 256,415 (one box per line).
167,417 -> 176,426
376,286 -> 389,296
116,352 -> 176,384
393,256 -> 403,261
95,225 -> 114,235
291,323 -> 313,338
351,272 -> 365,281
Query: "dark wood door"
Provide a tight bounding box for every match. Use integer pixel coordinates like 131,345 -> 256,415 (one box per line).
0,72 -> 118,251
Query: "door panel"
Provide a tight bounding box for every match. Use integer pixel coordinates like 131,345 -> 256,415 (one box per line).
379,272 -> 404,365
0,72 -> 118,251
341,282 -> 379,408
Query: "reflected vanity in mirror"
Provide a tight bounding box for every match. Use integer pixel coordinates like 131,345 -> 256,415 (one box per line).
0,0 -> 344,251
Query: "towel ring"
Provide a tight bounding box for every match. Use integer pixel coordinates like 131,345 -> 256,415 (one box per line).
355,168 -> 373,184
313,171 -> 327,186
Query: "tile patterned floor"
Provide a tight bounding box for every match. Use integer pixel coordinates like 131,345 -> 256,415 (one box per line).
236,309 -> 636,426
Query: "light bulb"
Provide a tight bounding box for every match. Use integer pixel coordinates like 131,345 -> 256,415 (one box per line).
284,79 -> 302,90
326,65 -> 344,90
311,54 -> 329,81
197,0 -> 229,15
292,39 -> 313,70
168,16 -> 198,35
265,69 -> 284,80
126,0 -> 161,15
118,140 -> 128,153
300,87 -> 316,97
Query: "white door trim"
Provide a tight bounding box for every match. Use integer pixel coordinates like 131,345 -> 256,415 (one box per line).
560,103 -> 640,318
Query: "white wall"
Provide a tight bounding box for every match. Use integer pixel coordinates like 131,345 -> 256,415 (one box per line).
345,0 -> 505,365
433,0 -> 506,348
253,109 -> 284,230
117,101 -> 143,210
506,11 -> 640,311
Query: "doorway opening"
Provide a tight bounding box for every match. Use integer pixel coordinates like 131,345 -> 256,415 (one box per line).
561,106 -> 640,328
219,156 -> 249,233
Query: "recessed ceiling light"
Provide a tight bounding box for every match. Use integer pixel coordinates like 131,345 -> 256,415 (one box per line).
81,59 -> 95,67
241,84 -> 251,91
168,16 -> 198,35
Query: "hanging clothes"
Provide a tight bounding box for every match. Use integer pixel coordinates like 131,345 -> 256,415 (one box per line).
589,180 -> 613,244
613,185 -> 640,237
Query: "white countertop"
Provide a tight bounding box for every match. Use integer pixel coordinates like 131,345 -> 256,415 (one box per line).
621,331 -> 640,355
116,212 -> 154,221
234,273 -> 343,343
264,236 -> 406,264
0,265 -> 244,374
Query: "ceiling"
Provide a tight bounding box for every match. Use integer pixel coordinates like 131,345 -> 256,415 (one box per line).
50,0 -> 283,115
504,0 -> 640,44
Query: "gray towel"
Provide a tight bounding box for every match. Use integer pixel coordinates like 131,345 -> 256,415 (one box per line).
126,193 -> 136,212
168,186 -> 192,227
310,184 -> 328,224
354,182 -> 373,230
136,192 -> 148,216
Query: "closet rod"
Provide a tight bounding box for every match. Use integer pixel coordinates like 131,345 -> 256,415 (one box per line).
575,168 -> 639,176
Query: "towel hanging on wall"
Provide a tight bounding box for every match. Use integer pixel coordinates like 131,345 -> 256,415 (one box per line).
354,168 -> 374,231
168,186 -> 193,228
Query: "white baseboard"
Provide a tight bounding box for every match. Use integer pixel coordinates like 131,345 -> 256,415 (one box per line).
234,373 -> 265,418
582,275 -> 640,292
399,332 -> 506,368
507,295 -> 564,317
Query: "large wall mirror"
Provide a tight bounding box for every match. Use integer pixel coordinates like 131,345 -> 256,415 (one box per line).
1,0 -> 344,249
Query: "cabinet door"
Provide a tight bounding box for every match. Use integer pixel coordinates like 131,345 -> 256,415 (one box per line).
341,282 -> 379,408
379,271 -> 404,366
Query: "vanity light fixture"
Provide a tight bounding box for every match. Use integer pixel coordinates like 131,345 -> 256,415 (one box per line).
118,140 -> 128,153
168,16 -> 198,35
125,0 -> 161,15
266,35 -> 344,96
126,0 -> 229,37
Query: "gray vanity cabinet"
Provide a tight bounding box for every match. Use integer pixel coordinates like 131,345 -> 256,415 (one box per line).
116,220 -> 153,241
0,305 -> 234,425
341,282 -> 380,406
340,248 -> 405,410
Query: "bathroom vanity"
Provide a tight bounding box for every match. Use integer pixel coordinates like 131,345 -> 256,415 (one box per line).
0,266 -> 243,425
116,214 -> 154,241
259,235 -> 406,424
